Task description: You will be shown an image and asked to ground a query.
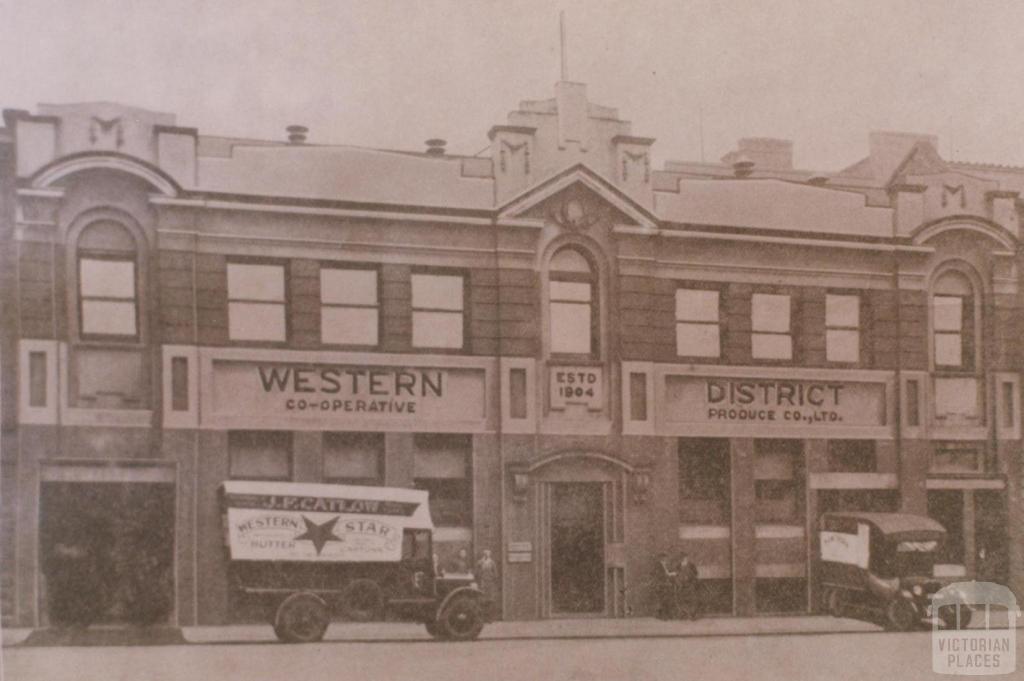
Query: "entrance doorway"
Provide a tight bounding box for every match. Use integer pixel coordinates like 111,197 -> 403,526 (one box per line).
549,482 -> 605,615
40,482 -> 175,627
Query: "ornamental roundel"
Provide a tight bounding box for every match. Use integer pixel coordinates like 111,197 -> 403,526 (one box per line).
548,197 -> 606,232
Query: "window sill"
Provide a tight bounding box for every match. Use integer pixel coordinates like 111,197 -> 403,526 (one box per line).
548,355 -> 603,366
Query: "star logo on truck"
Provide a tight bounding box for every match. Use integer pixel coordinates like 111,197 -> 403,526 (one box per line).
295,515 -> 341,555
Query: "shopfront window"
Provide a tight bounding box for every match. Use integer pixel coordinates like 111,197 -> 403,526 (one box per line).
754,439 -> 803,523
228,431 -> 292,480
413,433 -> 471,527
751,293 -> 792,360
411,272 -> 465,349
227,262 -> 286,342
678,438 -> 730,524
322,432 -> 383,485
320,266 -> 379,346
826,440 -> 876,472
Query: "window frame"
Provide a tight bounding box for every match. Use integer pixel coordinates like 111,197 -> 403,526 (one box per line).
319,263 -> 381,348
227,430 -> 293,481
410,268 -> 468,352
751,291 -> 794,361
226,259 -> 289,345
824,292 -> 861,365
674,284 -> 722,359
77,251 -> 141,342
412,433 -> 472,527
932,293 -> 974,371
930,267 -> 980,374
548,248 -> 600,358
322,431 -> 385,485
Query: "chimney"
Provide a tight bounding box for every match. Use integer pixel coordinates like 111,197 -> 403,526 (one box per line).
425,138 -> 446,156
286,125 -> 308,144
731,154 -> 755,178
722,138 -> 793,171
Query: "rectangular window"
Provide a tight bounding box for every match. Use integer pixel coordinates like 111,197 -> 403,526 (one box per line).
1002,382 -> 1016,429
28,351 -> 47,407
411,273 -> 464,349
79,257 -> 137,337
629,372 -> 647,421
679,438 -> 731,525
931,444 -> 982,475
227,262 -> 286,342
323,432 -> 383,485
413,433 -> 471,527
550,280 -> 593,354
825,294 -> 860,363
675,288 -> 720,357
228,431 -> 291,480
678,438 -> 730,502
320,266 -> 378,346
509,368 -> 527,419
826,440 -> 876,473
751,293 -> 792,360
906,379 -> 920,427
754,439 -> 803,523
170,356 -> 189,412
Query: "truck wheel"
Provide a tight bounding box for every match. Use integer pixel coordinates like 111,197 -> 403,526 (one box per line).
938,604 -> 972,630
340,579 -> 384,622
886,598 -> 917,632
438,596 -> 484,641
826,589 -> 845,618
425,620 -> 446,640
274,593 -> 329,643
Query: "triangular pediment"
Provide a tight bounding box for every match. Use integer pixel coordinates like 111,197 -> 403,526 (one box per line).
891,141 -> 951,181
496,164 -> 657,231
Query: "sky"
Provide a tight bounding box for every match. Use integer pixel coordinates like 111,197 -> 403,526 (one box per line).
2,0 -> 1023,171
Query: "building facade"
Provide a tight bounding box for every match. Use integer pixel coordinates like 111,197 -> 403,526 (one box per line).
0,82 -> 1021,627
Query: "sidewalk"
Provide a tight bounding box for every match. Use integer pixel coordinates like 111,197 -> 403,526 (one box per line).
185,615 -> 882,644
3,615 -> 879,647
14,613 -> 1019,647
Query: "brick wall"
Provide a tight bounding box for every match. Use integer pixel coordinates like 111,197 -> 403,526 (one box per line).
158,250 -> 196,344
618,275 -> 674,361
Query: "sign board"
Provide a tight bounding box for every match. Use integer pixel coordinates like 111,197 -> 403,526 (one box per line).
508,541 -> 533,553
211,362 -> 486,422
222,480 -> 431,562
820,522 -> 869,568
665,376 -> 886,427
507,552 -> 533,563
550,366 -> 603,410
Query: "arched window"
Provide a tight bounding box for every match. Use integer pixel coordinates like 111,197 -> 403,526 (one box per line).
932,269 -> 976,371
76,220 -> 139,340
548,246 -> 598,356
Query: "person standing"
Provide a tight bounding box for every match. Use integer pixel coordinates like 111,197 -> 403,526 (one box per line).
449,547 -> 471,574
475,549 -> 499,621
653,552 -> 677,619
675,552 -> 699,620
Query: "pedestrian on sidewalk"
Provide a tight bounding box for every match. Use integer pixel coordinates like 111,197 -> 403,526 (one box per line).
653,552 -> 677,619
674,552 -> 699,621
475,549 -> 498,621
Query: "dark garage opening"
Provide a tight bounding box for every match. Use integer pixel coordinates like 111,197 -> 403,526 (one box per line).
40,482 -> 175,627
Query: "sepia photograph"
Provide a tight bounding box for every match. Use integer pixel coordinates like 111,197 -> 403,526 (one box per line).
0,1 -> 1022,679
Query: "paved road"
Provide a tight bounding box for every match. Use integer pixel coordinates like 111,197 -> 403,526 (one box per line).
5,628 -> 1021,681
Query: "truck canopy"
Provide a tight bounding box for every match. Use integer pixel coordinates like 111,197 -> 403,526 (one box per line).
221,480 -> 433,562
822,512 -> 946,542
